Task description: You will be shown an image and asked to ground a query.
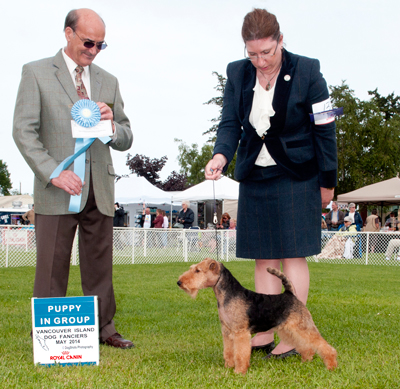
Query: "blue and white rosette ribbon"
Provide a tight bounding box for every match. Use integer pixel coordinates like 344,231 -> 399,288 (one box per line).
71,99 -> 101,128
50,100 -> 111,212
309,107 -> 344,123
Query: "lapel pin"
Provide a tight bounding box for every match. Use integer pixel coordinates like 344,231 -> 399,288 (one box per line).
284,75 -> 291,81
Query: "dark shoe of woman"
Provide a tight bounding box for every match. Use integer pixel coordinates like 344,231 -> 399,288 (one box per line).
262,348 -> 299,360
251,340 -> 275,354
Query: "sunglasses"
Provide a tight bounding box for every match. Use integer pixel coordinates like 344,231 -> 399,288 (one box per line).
73,29 -> 108,51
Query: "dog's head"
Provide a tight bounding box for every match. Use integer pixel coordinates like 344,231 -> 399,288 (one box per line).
177,258 -> 221,298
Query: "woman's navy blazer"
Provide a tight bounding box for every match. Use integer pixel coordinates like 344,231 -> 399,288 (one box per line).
213,49 -> 337,188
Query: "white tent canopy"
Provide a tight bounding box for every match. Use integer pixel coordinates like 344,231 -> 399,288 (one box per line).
115,176 -> 175,204
172,176 -> 239,202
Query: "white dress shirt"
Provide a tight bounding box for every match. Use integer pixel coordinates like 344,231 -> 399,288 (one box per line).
62,49 -> 91,98
249,77 -> 277,167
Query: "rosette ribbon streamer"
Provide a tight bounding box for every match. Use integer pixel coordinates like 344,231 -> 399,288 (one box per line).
50,100 -> 111,212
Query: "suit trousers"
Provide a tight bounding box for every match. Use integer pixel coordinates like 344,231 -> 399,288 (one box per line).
34,178 -> 117,342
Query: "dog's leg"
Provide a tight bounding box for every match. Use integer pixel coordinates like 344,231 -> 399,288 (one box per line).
232,330 -> 251,375
221,323 -> 235,369
277,311 -> 337,370
312,337 -> 338,370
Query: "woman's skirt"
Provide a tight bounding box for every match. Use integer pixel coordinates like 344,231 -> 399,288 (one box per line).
236,165 -> 321,259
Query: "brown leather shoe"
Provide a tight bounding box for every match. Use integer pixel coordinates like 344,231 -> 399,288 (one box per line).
102,333 -> 134,349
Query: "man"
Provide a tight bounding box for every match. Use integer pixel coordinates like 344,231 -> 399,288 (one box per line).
113,203 -> 125,227
140,207 -> 155,228
384,212 -> 398,231
324,201 -> 345,231
22,205 -> 35,225
13,9 -> 134,348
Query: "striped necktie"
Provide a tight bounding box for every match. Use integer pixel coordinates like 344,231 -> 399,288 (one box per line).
75,66 -> 89,99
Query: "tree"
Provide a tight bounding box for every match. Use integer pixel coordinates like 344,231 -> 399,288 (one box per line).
0,160 -> 12,196
175,139 -> 237,185
125,154 -> 168,187
162,171 -> 188,191
125,153 -> 189,191
203,71 -> 226,143
330,82 -> 400,195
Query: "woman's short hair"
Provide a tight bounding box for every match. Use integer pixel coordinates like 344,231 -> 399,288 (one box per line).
182,200 -> 190,207
349,203 -> 356,208
242,8 -> 280,42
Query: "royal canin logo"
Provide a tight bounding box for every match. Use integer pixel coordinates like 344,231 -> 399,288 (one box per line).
62,351 -> 70,355
50,354 -> 82,361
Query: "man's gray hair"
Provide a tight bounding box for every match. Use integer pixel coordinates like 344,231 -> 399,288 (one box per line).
181,200 -> 190,207
349,203 -> 356,208
64,9 -> 80,31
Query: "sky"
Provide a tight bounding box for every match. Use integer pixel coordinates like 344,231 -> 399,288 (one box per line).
3,0 -> 400,195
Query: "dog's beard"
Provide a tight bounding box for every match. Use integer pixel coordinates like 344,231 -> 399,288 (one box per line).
179,285 -> 199,299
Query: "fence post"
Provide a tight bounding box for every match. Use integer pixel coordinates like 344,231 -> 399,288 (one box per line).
131,228 -> 135,264
144,230 -> 147,257
5,230 -> 9,268
365,232 -> 369,265
226,231 -> 229,261
183,229 -> 187,262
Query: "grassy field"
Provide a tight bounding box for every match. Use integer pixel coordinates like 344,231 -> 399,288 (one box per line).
0,261 -> 399,388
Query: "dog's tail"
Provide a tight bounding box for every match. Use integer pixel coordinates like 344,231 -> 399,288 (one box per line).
266,267 -> 295,294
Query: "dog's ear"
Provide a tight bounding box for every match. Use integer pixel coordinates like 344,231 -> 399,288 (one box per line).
209,260 -> 219,273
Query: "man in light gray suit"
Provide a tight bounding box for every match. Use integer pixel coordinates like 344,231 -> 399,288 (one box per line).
13,9 -> 134,348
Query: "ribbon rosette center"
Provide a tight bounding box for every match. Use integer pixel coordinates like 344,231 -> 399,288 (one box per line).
71,100 -> 101,128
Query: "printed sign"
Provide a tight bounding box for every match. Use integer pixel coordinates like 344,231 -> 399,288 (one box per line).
2,229 -> 28,246
71,119 -> 113,138
31,296 -> 99,366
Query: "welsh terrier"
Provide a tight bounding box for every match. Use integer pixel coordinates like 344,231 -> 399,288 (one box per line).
177,258 -> 337,375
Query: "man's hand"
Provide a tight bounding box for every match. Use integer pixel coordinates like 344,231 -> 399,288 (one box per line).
321,187 -> 334,208
97,102 -> 115,133
205,154 -> 227,180
51,170 -> 84,195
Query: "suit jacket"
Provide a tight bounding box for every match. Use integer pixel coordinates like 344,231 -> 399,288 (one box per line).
13,49 -> 133,217
325,209 -> 345,230
213,50 -> 337,187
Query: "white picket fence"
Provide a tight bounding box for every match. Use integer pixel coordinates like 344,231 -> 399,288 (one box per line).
1,226 -> 400,267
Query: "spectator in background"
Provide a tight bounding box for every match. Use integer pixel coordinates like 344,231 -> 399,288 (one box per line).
345,203 -> 363,231
384,212 -> 398,231
324,201 -> 344,231
113,203 -> 124,227
364,209 -> 380,252
321,216 -> 327,231
22,204 -> 35,225
217,213 -> 231,229
162,210 -> 169,247
177,200 -> 194,229
140,207 -> 155,228
153,209 -> 164,228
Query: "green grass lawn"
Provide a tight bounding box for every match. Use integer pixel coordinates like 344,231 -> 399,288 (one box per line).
0,261 -> 399,388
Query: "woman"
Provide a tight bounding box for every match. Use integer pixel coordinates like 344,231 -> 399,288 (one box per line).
153,209 -> 164,228
177,200 -> 195,229
162,210 -> 169,247
217,213 -> 231,229
205,8 -> 337,359
345,203 -> 363,231
315,217 -> 357,260
364,209 -> 380,253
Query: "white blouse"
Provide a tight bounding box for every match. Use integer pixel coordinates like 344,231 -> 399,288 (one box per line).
249,76 -> 277,167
